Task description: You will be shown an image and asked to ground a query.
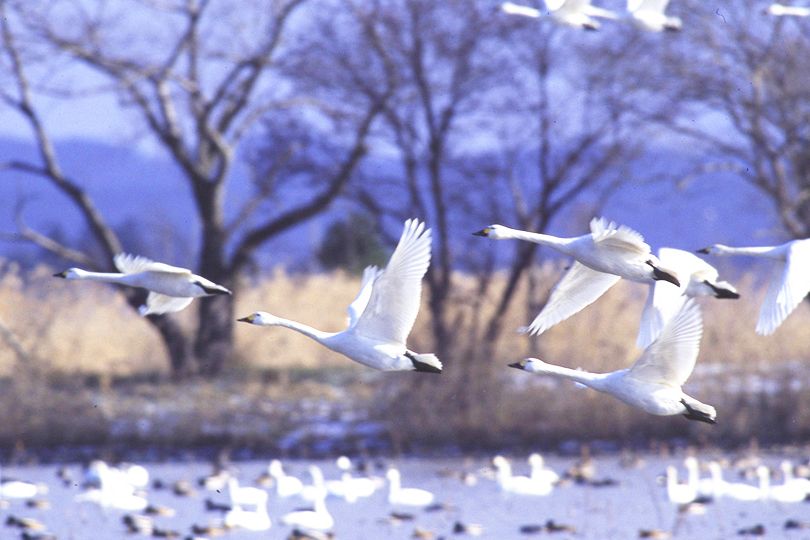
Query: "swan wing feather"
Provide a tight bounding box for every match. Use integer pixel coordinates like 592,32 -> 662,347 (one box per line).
637,281 -> 684,348
756,240 -> 810,335
352,219 -> 431,344
502,2 -> 542,17
629,0 -> 669,13
589,217 -> 650,255
347,265 -> 383,328
114,253 -> 191,275
629,299 -> 702,387
658,247 -> 717,282
139,293 -> 194,316
522,261 -> 620,335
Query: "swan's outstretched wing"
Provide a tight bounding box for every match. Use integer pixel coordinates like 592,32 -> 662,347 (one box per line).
756,241 -> 810,335
628,0 -> 669,13
352,219 -> 431,344
346,265 -> 382,328
636,281 -> 687,348
521,261 -> 620,335
589,217 -> 650,255
502,2 -> 542,17
628,299 -> 702,387
114,254 -> 190,275
659,247 -> 716,280
544,0 -> 567,11
139,293 -> 194,316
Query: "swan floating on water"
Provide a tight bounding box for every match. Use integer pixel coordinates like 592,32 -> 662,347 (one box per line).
493,455 -> 553,496
281,486 -> 334,531
510,300 -> 716,423
386,468 -> 435,507
267,460 -> 304,498
54,253 -> 231,315
475,218 -> 680,336
239,219 -> 441,373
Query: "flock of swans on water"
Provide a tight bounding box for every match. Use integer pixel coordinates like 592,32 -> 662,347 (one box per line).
500,0 -> 810,33
55,216 -> 810,426
3,451 -> 810,537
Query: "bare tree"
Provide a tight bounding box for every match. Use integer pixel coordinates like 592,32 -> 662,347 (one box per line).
0,0 -> 392,377
653,0 -> 810,237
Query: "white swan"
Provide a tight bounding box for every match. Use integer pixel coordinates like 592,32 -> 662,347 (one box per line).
765,3 -> 810,17
0,465 -> 39,499
637,247 -> 739,348
627,0 -> 682,32
54,253 -> 231,315
683,457 -> 714,498
281,488 -> 334,531
239,219 -> 441,373
267,460 -> 303,498
227,477 -> 268,508
386,468 -> 435,507
326,456 -> 377,502
224,503 -> 272,531
475,218 -> 680,336
493,456 -> 553,496
707,461 -> 760,501
698,239 -> 810,335
665,465 -> 697,504
299,466 -> 329,503
780,461 -> 810,493
528,454 -> 560,485
757,465 -> 807,503
501,0 -> 618,30
509,300 -> 716,423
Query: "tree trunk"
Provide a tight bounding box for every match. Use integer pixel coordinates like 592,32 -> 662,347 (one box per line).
149,316 -> 195,380
194,291 -> 235,377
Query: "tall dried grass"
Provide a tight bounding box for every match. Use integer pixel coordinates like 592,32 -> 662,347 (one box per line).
0,259 -> 809,450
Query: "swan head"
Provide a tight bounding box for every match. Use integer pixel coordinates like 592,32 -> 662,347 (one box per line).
508,358 -> 544,373
54,268 -> 84,279
237,311 -> 278,326
336,456 -> 351,471
696,244 -> 729,255
385,468 -> 400,482
268,459 -> 283,476
472,224 -> 510,240
528,453 -> 544,467
491,455 -> 509,470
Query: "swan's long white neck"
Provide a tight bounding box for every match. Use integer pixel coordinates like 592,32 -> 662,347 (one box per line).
495,227 -> 574,251
710,245 -> 785,260
69,269 -> 128,284
524,361 -> 609,390
257,317 -> 334,343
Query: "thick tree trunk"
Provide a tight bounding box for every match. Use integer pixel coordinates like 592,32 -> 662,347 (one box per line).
194,292 -> 235,377
149,316 -> 195,379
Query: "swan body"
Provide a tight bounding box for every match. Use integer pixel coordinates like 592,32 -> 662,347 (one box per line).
476,218 -> 680,335
239,219 -> 441,373
227,478 -> 268,508
698,240 -> 810,335
387,468 -> 435,507
224,504 -> 272,531
510,300 -> 716,423
493,456 -> 553,496
707,462 -> 760,501
637,248 -> 739,348
54,253 -> 231,315
502,0 -> 618,30
627,0 -> 682,31
665,465 -> 697,504
766,3 -> 810,16
299,466 -> 329,503
757,465 -> 807,503
75,460 -> 149,511
281,487 -> 334,531
0,479 -> 39,499
780,461 -> 810,493
267,460 -> 304,498
327,457 -> 377,502
528,454 -> 560,485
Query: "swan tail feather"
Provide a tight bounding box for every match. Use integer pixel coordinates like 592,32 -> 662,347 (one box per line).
408,352 -> 442,374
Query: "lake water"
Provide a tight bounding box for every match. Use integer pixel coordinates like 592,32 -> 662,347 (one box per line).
1,452 -> 808,539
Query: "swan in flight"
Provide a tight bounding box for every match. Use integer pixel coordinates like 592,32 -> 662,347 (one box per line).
501,1 -> 618,31
54,253 -> 231,315
386,468 -> 435,507
698,239 -> 810,335
475,218 -> 680,335
765,3 -> 810,16
637,247 -> 738,348
239,219 -> 442,373
509,300 -> 716,424
627,0 -> 682,31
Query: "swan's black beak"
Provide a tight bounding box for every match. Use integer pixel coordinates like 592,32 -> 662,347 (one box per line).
705,281 -> 740,299
53,271 -> 67,278
508,362 -> 524,370
472,228 -> 490,237
652,268 -> 681,288
696,247 -> 710,254
237,315 -> 254,323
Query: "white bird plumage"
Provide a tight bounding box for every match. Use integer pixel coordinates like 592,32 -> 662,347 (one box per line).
637,247 -> 739,348
54,253 -> 231,315
627,0 -> 682,31
493,455 -> 554,496
502,0 -> 618,30
281,482 -> 334,531
766,3 -> 810,17
386,468 -> 435,507
510,300 -> 716,423
239,219 -> 441,373
698,239 -> 810,335
267,460 -> 304,498
475,218 -> 681,336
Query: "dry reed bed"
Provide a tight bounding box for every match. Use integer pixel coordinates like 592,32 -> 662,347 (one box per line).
0,260 -> 809,450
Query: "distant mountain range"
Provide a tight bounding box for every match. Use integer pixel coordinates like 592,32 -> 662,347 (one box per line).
0,136 -> 784,272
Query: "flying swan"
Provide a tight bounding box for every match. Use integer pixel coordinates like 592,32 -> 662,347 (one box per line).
698,239 -> 810,335
637,247 -> 738,348
474,217 -> 680,335
509,299 -> 716,424
627,0 -> 682,32
238,219 -> 442,373
54,254 -> 231,315
501,0 -> 618,31
765,3 -> 810,17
